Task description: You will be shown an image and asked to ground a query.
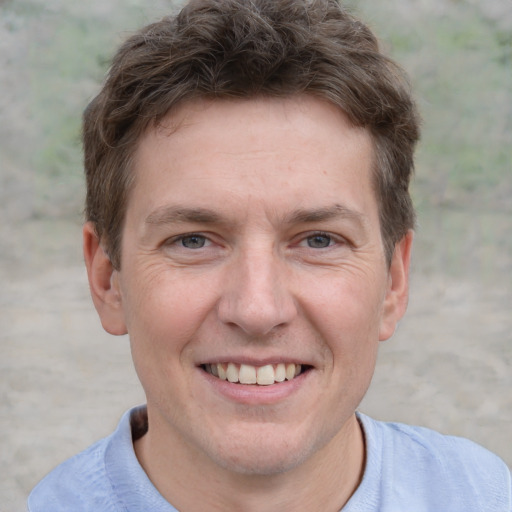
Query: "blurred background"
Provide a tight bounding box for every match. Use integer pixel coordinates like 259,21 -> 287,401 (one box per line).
1,0 -> 511,509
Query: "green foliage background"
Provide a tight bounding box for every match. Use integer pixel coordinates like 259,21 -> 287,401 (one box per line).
1,0 -> 511,280
350,1 -> 512,210
1,4 -> 511,507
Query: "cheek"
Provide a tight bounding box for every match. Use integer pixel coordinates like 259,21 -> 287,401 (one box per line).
301,268 -> 386,334
300,271 -> 384,374
122,272 -> 217,406
121,268 -> 219,356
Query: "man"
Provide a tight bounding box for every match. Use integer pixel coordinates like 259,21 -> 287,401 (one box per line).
28,0 -> 511,510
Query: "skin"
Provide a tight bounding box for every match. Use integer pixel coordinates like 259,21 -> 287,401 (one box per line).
84,96 -> 412,511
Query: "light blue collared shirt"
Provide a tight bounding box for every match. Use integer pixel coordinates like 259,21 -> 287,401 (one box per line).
28,406 -> 512,511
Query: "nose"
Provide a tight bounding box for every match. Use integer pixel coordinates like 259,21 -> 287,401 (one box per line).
217,246 -> 297,337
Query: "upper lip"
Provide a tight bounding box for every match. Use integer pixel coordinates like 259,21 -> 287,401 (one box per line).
197,356 -> 314,367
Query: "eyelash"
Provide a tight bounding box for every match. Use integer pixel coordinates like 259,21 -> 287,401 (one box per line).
303,228 -> 351,246
166,233 -> 211,249
165,231 -> 345,251
299,231 -> 339,249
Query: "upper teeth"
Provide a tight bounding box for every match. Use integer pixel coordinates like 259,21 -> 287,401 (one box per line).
205,363 -> 302,385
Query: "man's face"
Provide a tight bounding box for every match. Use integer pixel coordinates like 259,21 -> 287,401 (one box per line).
91,96 -> 410,476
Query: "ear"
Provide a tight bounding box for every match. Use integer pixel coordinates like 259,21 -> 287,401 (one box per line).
83,222 -> 127,336
378,230 -> 413,341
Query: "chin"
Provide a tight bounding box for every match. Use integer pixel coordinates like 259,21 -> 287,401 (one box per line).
212,446 -> 307,476
203,424 -> 324,476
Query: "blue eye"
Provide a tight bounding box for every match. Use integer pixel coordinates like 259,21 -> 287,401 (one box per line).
306,234 -> 332,248
181,235 -> 207,249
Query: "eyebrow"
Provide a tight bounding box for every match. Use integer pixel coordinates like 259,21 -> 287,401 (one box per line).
285,204 -> 367,228
145,206 -> 223,225
145,203 -> 367,229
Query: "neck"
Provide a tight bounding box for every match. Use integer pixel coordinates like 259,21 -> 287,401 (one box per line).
134,411 -> 365,512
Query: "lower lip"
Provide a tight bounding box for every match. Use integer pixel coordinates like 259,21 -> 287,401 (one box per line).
198,367 -> 311,405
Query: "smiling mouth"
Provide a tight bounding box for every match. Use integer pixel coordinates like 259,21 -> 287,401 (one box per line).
202,363 -> 310,386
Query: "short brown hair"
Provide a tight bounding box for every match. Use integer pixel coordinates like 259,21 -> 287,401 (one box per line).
83,0 -> 420,269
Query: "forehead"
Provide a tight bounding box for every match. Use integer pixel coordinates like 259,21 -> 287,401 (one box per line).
128,96 -> 378,228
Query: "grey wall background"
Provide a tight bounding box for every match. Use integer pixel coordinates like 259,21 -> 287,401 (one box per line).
1,0 -> 511,510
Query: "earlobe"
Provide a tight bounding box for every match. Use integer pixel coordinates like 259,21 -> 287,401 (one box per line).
83,222 -> 128,336
378,230 -> 413,341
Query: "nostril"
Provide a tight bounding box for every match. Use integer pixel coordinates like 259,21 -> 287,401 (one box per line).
218,295 -> 297,337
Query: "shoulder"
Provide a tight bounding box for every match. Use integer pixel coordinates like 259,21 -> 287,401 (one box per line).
27,435 -> 118,512
27,407 -> 142,512
28,406 -> 177,512
356,413 -> 512,511
381,418 -> 509,477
